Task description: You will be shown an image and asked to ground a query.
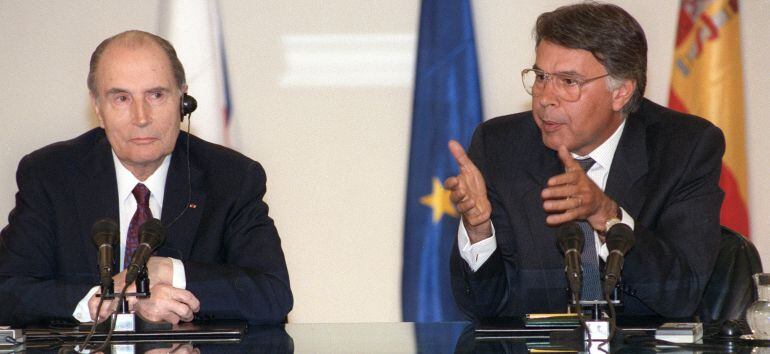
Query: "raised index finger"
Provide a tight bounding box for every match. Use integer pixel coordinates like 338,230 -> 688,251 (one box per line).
557,145 -> 581,172
448,140 -> 475,171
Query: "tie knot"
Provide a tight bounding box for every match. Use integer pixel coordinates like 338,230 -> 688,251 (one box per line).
577,157 -> 596,172
132,183 -> 151,206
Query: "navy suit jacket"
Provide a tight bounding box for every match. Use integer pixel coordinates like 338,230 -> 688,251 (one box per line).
0,128 -> 292,326
450,99 -> 725,319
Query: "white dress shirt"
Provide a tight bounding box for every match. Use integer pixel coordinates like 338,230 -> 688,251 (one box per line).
73,152 -> 186,322
459,120 -> 635,272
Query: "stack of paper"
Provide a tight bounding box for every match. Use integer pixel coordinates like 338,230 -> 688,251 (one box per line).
655,322 -> 703,343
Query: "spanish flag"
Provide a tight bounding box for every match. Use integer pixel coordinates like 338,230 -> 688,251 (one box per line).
669,0 -> 749,236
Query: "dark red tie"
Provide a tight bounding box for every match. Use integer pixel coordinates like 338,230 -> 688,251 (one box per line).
124,183 -> 152,269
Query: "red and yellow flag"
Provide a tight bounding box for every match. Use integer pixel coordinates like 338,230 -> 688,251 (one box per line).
669,0 -> 749,236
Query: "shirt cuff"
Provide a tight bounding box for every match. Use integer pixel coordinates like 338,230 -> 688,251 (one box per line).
599,207 -> 635,260
72,286 -> 100,322
457,220 -> 497,272
171,257 -> 186,289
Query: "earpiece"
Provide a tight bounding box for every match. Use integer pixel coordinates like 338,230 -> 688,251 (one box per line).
180,94 -> 197,121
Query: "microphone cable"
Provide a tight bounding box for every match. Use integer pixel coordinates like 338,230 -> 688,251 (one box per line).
78,261 -> 139,353
69,291 -> 117,353
76,293 -> 106,352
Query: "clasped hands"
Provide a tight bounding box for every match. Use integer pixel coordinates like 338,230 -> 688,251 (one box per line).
88,256 -> 200,324
444,141 -> 619,244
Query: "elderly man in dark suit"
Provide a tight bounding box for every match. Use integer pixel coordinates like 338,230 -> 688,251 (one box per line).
446,3 -> 723,319
0,30 -> 292,326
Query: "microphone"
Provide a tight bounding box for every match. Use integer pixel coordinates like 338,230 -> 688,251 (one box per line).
556,222 -> 584,300
124,218 -> 166,287
91,218 -> 119,293
602,223 -> 635,295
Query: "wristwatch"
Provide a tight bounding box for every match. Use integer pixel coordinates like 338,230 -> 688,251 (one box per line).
604,206 -> 623,232
605,217 -> 622,233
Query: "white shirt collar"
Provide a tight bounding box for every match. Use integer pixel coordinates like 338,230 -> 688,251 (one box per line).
572,119 -> 626,171
112,151 -> 171,209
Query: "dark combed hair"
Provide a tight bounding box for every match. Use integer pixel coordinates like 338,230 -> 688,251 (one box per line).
87,30 -> 186,95
535,2 -> 647,113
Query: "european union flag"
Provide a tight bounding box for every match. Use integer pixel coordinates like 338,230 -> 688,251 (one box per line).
402,0 -> 483,322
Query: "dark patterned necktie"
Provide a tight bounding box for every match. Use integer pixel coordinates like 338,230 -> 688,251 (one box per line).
124,183 -> 152,269
576,158 -> 602,300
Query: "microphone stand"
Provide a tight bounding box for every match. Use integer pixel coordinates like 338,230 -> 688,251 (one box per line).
574,282 -> 627,354
84,268 -> 167,330
562,283 -> 624,353
93,267 -> 171,333
578,287 -> 623,319
79,267 -> 172,354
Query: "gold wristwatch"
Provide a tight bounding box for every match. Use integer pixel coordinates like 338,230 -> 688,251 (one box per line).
604,206 -> 623,232
604,217 -> 622,232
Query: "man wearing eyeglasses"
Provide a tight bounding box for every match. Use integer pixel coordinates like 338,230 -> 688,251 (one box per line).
446,3 -> 724,319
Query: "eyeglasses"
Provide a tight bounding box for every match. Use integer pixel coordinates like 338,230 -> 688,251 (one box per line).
521,68 -> 610,102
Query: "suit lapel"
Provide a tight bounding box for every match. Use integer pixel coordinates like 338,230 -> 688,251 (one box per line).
521,143 -> 563,288
73,130 -> 120,275
524,142 -> 562,189
160,133 -> 205,260
521,142 -> 561,237
605,116 -> 648,216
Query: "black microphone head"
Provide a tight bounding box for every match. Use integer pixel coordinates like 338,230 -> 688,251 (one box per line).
556,222 -> 584,254
91,218 -> 119,247
138,218 -> 166,250
606,223 -> 635,254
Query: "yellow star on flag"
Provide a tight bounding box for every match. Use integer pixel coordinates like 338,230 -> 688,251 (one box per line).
420,177 -> 459,223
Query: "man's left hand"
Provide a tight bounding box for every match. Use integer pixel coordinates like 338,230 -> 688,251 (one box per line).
130,284 -> 200,324
541,146 -> 619,233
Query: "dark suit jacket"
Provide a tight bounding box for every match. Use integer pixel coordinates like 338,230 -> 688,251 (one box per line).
0,128 -> 292,326
450,99 -> 725,319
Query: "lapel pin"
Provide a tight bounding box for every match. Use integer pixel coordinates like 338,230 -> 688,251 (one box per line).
189,203 -> 197,209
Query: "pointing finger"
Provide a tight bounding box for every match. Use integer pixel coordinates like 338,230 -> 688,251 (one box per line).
448,140 -> 475,171
557,145 -> 581,172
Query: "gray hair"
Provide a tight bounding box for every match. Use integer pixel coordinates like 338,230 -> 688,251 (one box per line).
535,2 -> 647,113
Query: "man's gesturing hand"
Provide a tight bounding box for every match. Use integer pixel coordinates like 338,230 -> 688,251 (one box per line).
541,146 -> 619,232
444,140 -> 492,244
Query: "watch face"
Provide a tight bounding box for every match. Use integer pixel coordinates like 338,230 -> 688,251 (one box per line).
605,218 -> 621,232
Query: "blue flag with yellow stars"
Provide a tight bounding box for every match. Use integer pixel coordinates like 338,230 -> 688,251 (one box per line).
402,0 -> 483,322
